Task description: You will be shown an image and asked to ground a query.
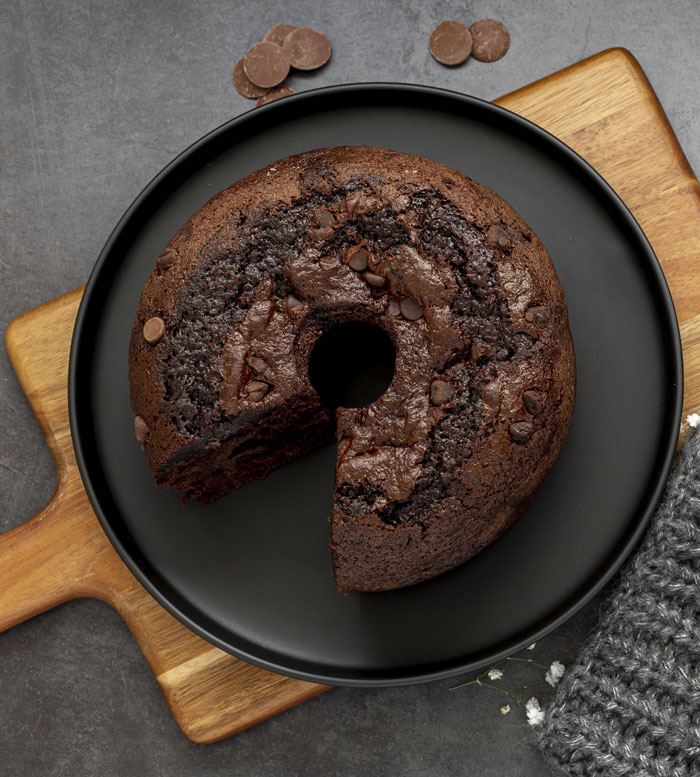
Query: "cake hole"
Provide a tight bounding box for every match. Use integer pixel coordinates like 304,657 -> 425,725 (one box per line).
308,322 -> 396,408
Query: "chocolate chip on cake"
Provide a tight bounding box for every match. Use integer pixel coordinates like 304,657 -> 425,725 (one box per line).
286,294 -> 303,310
469,19 -> 510,62
522,390 -> 545,416
256,86 -> 295,106
143,316 -> 165,344
400,297 -> 424,320
429,20 -> 472,66
525,305 -> 549,326
134,415 -> 150,443
346,245 -> 369,272
247,355 -> 268,374
314,207 -> 335,227
263,23 -> 297,46
232,57 -> 270,99
282,27 -> 331,70
486,225 -> 511,251
244,41 -> 290,88
156,249 -> 175,267
387,298 -> 401,316
430,379 -> 454,406
364,271 -> 386,288
246,380 -> 270,401
509,421 -> 534,442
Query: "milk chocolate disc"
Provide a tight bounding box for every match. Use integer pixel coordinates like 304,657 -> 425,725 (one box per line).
429,20 -> 472,66
263,23 -> 297,46
256,86 -> 295,106
244,41 -> 290,88
232,58 -> 269,99
469,19 -> 510,62
282,27 -> 331,70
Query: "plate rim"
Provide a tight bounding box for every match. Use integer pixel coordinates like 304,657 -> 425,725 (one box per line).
68,82 -> 683,686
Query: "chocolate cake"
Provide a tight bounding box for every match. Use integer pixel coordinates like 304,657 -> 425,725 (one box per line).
129,146 -> 575,592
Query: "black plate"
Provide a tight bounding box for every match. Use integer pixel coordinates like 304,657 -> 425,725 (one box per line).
69,85 -> 683,686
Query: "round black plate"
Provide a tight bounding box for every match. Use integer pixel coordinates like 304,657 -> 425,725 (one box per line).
69,85 -> 682,686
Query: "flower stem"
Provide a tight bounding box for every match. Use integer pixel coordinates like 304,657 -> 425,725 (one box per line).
506,656 -> 549,670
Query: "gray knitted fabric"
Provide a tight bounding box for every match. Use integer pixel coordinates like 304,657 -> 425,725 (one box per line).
537,428 -> 700,777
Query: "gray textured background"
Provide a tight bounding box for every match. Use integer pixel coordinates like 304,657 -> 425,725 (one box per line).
2,1 -> 698,775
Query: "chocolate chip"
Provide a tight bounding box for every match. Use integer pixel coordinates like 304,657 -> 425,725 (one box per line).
509,421 -> 533,442
525,306 -> 549,326
256,86 -> 295,106
134,415 -> 149,443
244,42 -> 290,88
522,390 -> 545,416
387,298 -> 401,316
400,297 -> 424,320
247,355 -> 268,374
156,249 -> 175,267
469,19 -> 510,62
430,379 -> 454,406
314,207 -> 335,227
246,380 -> 270,402
470,341 -> 486,361
263,23 -> 297,46
282,27 -> 331,70
143,316 -> 165,344
232,57 -> 269,99
346,245 -> 369,272
309,225 -> 334,241
486,225 -> 511,251
429,20 -> 472,66
482,385 -> 500,410
286,294 -> 303,310
364,271 -> 386,288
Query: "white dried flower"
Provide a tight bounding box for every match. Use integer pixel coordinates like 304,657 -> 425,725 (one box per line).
545,660 -> 565,687
526,643 -> 536,650
487,668 -> 503,680
525,697 -> 545,727
686,413 -> 700,428
500,704 -> 511,715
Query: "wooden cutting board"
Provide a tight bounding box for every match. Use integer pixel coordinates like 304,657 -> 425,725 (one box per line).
2,48 -> 700,744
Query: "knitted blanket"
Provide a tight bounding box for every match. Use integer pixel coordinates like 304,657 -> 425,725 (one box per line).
537,428 -> 700,777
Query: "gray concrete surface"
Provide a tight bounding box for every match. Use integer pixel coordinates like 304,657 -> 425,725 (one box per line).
1,1 -> 698,774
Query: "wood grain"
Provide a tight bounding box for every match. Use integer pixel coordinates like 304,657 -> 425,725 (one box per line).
2,48 -> 699,743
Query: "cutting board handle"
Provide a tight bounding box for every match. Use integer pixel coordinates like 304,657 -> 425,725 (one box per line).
0,479 -> 112,631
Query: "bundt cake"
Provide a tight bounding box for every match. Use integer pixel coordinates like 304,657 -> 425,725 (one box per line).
129,146 -> 575,592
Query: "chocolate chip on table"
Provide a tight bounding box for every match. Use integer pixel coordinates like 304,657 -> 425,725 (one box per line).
232,57 -> 269,99
387,298 -> 401,316
286,294 -> 303,310
509,420 -> 533,442
364,271 -> 386,288
263,23 -> 297,46
469,19 -> 510,62
246,380 -> 270,402
400,297 -> 424,321
244,41 -> 290,88
429,20 -> 472,66
282,27 -> 331,70
430,379 -> 454,406
134,415 -> 150,443
143,316 -> 165,344
525,306 -> 549,326
486,225 -> 511,251
256,86 -> 295,106
247,355 -> 268,374
346,245 -> 369,272
156,249 -> 175,267
522,390 -> 545,415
